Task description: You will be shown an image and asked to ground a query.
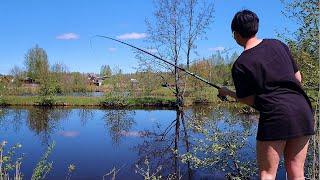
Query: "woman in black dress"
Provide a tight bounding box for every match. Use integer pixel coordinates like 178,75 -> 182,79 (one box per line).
218,10 -> 315,179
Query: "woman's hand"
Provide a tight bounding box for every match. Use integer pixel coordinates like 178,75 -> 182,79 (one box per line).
218,86 -> 232,97
218,86 -> 238,100
219,86 -> 255,106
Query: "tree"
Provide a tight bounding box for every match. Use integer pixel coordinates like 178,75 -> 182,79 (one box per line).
24,45 -> 49,82
24,45 -> 58,99
100,65 -> 112,77
10,65 -> 25,86
71,72 -> 87,93
50,62 -> 69,94
144,0 -> 214,107
281,0 -> 319,90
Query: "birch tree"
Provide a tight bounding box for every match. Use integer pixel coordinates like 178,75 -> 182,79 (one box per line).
143,0 -> 214,107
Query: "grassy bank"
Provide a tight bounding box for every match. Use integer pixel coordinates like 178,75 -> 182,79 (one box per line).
0,95 -> 223,106
0,96 -> 179,107
1,96 -> 104,106
0,95 -> 214,107
0,95 -> 256,114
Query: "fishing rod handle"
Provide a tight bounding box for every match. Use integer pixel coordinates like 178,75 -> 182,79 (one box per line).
217,94 -> 228,101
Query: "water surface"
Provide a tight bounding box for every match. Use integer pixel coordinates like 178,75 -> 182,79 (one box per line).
0,106 -> 286,179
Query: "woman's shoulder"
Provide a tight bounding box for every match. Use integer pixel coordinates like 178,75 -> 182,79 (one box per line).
264,38 -> 289,49
233,38 -> 288,70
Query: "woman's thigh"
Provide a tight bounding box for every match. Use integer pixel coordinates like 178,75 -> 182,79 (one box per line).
256,140 -> 286,175
284,136 -> 310,177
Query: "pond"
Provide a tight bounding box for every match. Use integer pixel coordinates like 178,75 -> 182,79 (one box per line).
0,106 -> 287,179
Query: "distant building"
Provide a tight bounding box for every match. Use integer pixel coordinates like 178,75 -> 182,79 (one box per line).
88,73 -> 106,86
20,77 -> 39,87
130,78 -> 138,88
23,77 -> 35,84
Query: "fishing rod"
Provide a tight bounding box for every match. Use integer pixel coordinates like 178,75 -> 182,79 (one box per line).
93,35 -> 227,101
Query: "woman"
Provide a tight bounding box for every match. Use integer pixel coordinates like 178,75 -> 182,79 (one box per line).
218,10 -> 315,179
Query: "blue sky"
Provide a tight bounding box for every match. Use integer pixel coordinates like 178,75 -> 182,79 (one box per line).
0,0 -> 297,75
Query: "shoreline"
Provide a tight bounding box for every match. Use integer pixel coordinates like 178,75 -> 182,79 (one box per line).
0,95 -> 204,107
0,95 -> 256,114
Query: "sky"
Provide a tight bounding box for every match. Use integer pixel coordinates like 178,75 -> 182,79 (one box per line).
0,0 -> 298,75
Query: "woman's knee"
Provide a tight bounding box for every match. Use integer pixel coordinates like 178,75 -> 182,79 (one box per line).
256,140 -> 286,179
284,136 -> 310,179
259,171 -> 277,180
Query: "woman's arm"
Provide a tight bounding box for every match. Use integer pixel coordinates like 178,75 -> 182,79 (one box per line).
218,87 -> 255,106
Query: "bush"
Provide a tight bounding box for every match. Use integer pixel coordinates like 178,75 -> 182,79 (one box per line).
0,96 -> 7,106
37,96 -> 55,106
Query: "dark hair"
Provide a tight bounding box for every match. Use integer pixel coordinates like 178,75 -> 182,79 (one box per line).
231,10 -> 259,38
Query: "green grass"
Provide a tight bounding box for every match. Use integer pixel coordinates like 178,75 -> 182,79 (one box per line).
100,96 -> 176,107
2,96 -> 177,107
0,88 -> 256,112
3,96 -> 103,106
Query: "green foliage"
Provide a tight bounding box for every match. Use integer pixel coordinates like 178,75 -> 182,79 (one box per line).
0,141 -> 23,180
70,72 -> 87,93
31,142 -> 55,180
0,81 -> 8,106
281,0 -> 319,100
0,97 -> 7,106
101,93 -> 129,107
37,96 -> 55,106
187,52 -> 238,102
101,96 -> 176,107
24,45 -> 49,82
180,110 -> 257,178
10,65 -> 25,87
100,65 -> 112,77
135,158 -> 163,180
0,80 -> 7,95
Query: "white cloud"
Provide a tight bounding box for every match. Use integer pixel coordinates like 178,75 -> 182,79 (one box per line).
56,33 -> 79,40
107,47 -> 117,52
208,46 -> 225,52
116,32 -> 147,40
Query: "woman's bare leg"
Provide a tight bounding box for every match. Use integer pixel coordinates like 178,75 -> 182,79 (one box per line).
257,140 -> 286,180
284,136 -> 310,180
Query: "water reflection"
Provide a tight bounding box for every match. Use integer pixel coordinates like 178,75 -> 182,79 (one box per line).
184,105 -> 258,178
103,110 -> 136,145
78,108 -> 94,126
133,109 -> 194,179
27,107 -> 71,144
134,106 -> 258,179
0,108 -> 24,132
0,106 -> 259,179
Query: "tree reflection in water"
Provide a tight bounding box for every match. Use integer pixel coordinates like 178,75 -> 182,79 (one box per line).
0,108 -> 25,133
183,105 -> 258,178
78,108 -> 94,126
134,108 -> 193,179
27,107 -> 70,145
135,106 -> 258,179
103,110 -> 136,145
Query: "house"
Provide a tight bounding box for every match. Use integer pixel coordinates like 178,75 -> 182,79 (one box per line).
88,73 -> 106,86
130,78 -> 138,89
23,77 -> 35,84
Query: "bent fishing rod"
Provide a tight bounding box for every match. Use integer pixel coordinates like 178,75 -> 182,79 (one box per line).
94,35 -> 227,100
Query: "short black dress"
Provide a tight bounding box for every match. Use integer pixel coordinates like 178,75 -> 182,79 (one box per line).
232,39 -> 315,141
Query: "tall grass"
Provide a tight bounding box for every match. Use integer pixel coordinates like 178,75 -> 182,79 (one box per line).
0,141 -> 56,180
